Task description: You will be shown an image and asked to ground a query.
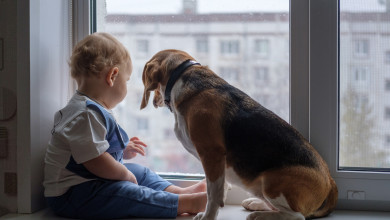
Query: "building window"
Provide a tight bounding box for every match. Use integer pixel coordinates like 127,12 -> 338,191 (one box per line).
254,67 -> 269,82
254,39 -> 269,57
385,107 -> 390,120
385,79 -> 390,91
353,94 -> 369,110
220,40 -> 240,56
164,128 -> 176,138
98,0 -> 290,175
136,39 -> 149,54
219,67 -> 239,82
253,93 -> 270,106
136,118 -> 149,131
196,38 -> 208,54
353,39 -> 369,57
352,66 -> 369,83
386,135 -> 390,146
385,51 -> 390,63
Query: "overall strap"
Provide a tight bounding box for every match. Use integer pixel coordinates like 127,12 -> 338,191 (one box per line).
86,100 -> 129,154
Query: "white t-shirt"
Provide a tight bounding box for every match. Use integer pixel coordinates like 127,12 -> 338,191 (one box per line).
43,93 -> 111,197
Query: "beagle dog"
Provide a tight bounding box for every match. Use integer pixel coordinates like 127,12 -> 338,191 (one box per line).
140,49 -> 338,220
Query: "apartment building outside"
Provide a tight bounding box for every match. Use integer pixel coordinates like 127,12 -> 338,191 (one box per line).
97,0 -> 390,173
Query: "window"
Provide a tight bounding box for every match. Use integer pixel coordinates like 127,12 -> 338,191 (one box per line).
253,93 -> 270,106
340,1 -> 389,170
219,67 -> 239,82
21,0 -> 388,212
164,128 -> 175,138
353,39 -> 369,57
254,39 -> 269,57
196,38 -> 208,54
220,40 -> 240,56
136,39 -> 149,54
386,51 -> 390,63
17,0 -> 76,212
385,135 -> 390,146
253,66 -> 269,82
386,79 -> 390,91
308,0 -> 390,211
136,118 -> 149,130
97,0 -> 289,175
352,66 -> 370,83
385,107 -> 390,120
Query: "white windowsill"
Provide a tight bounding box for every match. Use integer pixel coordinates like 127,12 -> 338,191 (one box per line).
2,206 -> 390,220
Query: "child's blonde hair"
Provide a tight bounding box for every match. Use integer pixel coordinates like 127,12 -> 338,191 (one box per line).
70,32 -> 131,79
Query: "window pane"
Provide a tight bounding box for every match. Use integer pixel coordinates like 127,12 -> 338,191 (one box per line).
339,0 -> 390,169
97,0 -> 289,174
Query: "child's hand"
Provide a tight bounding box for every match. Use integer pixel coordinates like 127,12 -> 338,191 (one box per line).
123,137 -> 147,159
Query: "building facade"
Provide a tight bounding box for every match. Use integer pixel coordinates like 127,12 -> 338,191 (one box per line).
98,4 -> 390,172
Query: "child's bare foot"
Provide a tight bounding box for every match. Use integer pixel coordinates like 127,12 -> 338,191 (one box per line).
165,179 -> 207,194
185,179 -> 207,194
177,192 -> 207,215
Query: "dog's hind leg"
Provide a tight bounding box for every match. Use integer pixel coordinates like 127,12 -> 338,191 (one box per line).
245,194 -> 304,220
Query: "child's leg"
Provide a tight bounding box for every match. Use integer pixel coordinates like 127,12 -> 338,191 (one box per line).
124,163 -> 172,190
124,163 -> 207,215
48,179 -> 207,219
178,192 -> 207,215
165,179 -> 207,194
49,180 -> 179,219
124,163 -> 206,194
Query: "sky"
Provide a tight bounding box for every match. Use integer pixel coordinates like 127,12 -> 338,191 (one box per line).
106,0 -> 386,14
106,0 -> 288,14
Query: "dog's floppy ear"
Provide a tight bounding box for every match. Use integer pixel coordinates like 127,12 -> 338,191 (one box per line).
140,60 -> 161,109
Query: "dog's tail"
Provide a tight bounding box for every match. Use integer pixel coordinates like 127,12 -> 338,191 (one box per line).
309,178 -> 338,219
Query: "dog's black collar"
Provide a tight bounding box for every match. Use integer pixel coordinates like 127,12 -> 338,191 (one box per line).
164,59 -> 201,112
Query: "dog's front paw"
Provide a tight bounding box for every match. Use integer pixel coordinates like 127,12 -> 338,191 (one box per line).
193,212 -> 205,220
242,198 -> 273,211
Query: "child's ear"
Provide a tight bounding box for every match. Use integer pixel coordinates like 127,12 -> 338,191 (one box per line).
106,67 -> 119,87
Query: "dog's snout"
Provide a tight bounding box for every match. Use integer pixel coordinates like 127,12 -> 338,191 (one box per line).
153,99 -> 159,108
153,95 -> 164,108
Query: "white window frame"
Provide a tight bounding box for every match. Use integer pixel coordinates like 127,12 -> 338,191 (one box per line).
304,0 -> 390,211
17,0 -> 79,213
16,0 -> 390,213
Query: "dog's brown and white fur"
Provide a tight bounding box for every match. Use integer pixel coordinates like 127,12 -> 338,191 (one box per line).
140,50 -> 338,220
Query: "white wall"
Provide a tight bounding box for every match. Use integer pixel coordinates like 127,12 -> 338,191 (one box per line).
15,0 -> 71,213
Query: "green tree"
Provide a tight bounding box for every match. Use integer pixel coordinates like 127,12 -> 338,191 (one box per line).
339,88 -> 387,168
